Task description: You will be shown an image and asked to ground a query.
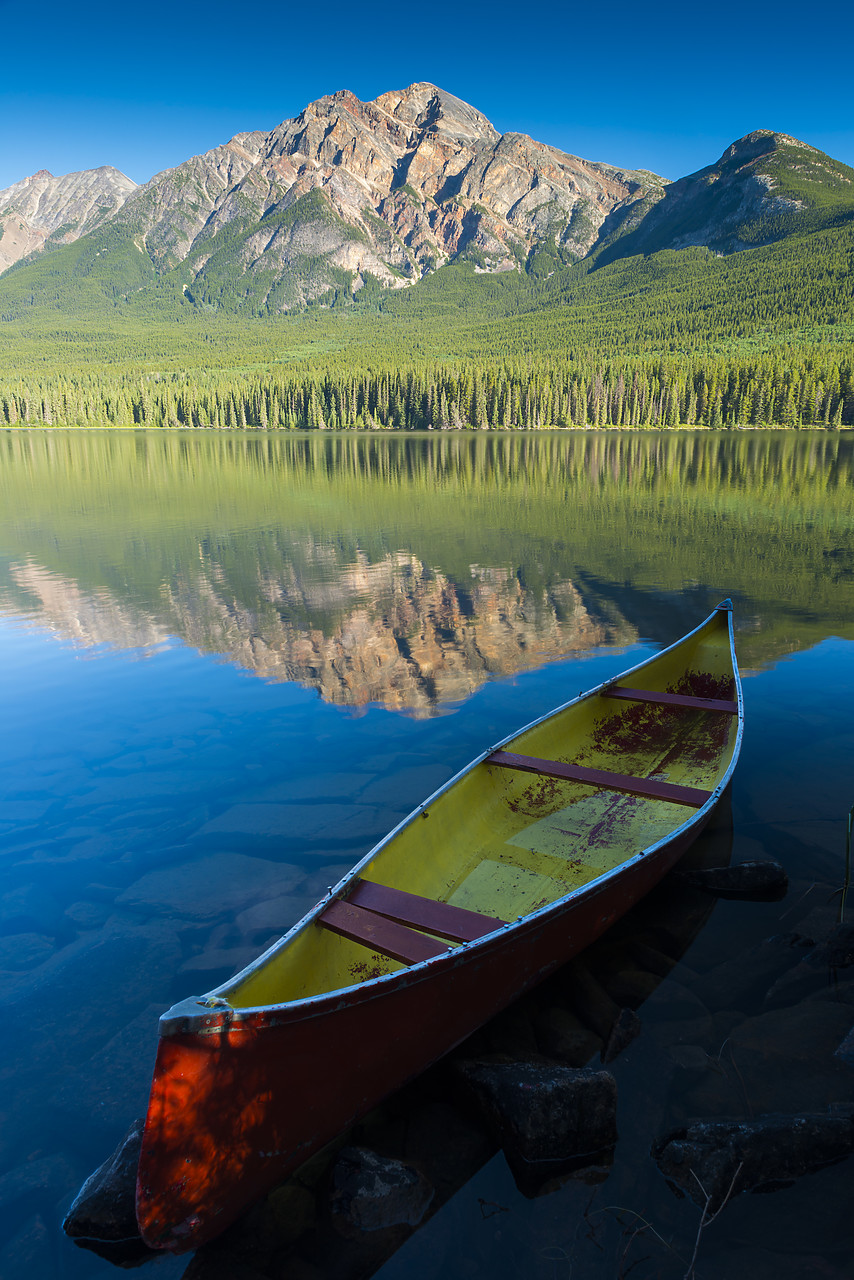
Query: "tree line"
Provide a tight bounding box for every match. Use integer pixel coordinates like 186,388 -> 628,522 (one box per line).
2,352 -> 852,430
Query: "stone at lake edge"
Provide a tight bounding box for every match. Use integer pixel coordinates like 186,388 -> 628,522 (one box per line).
329,1146 -> 434,1239
675,860 -> 788,899
654,1109 -> 854,1211
455,1060 -> 617,1169
63,1118 -> 159,1267
63,1119 -> 143,1241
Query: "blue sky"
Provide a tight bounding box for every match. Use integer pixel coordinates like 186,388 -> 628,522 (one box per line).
1,0 -> 852,191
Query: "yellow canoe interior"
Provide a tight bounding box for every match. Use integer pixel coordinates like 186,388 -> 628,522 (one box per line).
217,609 -> 739,1010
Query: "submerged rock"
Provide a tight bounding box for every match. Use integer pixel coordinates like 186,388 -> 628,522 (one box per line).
183,1251 -> 271,1280
534,1006 -> 602,1065
560,958 -> 624,1041
835,1022 -> 854,1066
116,853 -> 303,922
602,1007 -> 642,1063
0,932 -> 55,972
51,1004 -> 163,1135
699,932 -> 814,1012
455,1060 -> 617,1188
765,923 -> 854,1008
0,1152 -> 78,1214
675,860 -> 788,900
63,1119 -> 157,1267
0,1214 -> 53,1280
329,1146 -> 434,1239
654,1108 -> 854,1211
0,882 -> 64,936
680,996 -> 854,1116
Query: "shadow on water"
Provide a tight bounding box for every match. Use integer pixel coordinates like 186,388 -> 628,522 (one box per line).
66,783 -> 852,1280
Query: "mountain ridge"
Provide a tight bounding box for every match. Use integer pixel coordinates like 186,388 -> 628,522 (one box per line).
1,83 -> 853,323
594,127 -> 854,264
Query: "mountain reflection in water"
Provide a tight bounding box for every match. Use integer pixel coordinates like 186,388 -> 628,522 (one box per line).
1,428 -> 852,714
7,555 -> 627,715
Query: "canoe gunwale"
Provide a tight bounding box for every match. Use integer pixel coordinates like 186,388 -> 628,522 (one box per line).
160,601 -> 743,1039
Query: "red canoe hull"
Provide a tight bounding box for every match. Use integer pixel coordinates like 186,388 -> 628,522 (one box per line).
136,814 -> 708,1251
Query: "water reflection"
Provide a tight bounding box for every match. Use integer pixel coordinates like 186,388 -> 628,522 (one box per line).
7,555 -> 627,714
1,429 -> 853,714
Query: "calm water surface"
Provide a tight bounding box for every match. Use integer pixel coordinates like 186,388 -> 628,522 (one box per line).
0,430 -> 852,1279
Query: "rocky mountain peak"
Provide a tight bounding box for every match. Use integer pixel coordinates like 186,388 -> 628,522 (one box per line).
375,82 -> 500,146
0,164 -> 137,273
719,129 -> 818,166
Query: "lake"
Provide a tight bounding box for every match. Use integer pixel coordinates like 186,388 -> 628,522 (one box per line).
0,428 -> 853,1280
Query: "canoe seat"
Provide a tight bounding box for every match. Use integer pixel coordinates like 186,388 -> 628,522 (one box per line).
603,686 -> 738,715
487,751 -> 712,809
348,879 -> 507,941
318,880 -> 506,966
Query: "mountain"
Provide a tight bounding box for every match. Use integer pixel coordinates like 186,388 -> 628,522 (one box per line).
595,129 -> 854,262
0,165 -> 136,273
1,85 -> 852,350
0,84 -> 665,310
164,83 -> 665,308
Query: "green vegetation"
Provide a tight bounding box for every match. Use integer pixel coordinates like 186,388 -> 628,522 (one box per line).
595,139 -> 854,262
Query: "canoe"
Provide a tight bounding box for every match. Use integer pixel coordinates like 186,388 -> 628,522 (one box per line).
136,601 -> 743,1251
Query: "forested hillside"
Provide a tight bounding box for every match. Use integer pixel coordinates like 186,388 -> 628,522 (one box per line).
2,225 -> 852,428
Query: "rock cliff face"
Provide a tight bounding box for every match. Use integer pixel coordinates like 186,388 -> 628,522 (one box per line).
220,83 -> 662,284
129,132 -> 268,269
0,166 -> 137,272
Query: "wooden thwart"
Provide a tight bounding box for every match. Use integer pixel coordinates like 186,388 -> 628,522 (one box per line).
318,881 -> 507,965
603,686 -> 738,715
318,899 -> 450,966
487,750 -> 712,809
348,879 -> 507,941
